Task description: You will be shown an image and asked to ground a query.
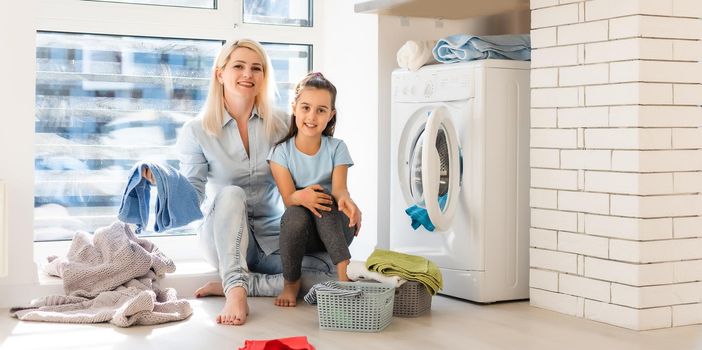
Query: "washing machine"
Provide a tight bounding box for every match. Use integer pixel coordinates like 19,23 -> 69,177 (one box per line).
389,59 -> 530,303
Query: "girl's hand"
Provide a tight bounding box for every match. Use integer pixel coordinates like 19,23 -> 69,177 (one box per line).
338,196 -> 362,236
142,167 -> 156,185
294,184 -> 333,218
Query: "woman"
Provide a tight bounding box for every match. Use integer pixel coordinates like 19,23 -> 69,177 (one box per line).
145,39 -> 360,326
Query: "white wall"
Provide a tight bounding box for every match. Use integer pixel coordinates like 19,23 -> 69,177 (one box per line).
0,0 -> 40,304
319,3 -> 379,260
528,0 -> 702,330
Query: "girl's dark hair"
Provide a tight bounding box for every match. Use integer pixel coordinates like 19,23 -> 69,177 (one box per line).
275,72 -> 338,146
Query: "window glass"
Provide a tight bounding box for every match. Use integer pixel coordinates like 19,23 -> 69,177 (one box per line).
34,32 -> 221,241
34,33 -> 312,242
243,0 -> 311,27
85,0 -> 215,9
262,43 -> 312,109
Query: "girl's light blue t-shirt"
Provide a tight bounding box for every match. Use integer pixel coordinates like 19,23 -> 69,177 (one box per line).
267,136 -> 353,194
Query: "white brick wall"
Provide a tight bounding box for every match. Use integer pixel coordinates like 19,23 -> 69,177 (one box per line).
611,282 -> 702,308
675,83 -> 702,104
611,150 -> 702,172
585,300 -> 672,330
559,274 -> 610,302
585,38 -> 674,63
531,188 -> 558,209
585,0 -> 673,21
610,194 -> 700,217
673,260 -> 702,282
586,83 -> 673,106
530,268 -> 559,291
673,39 -> 702,61
673,303 -> 702,327
585,171 -> 673,195
531,247 -> 579,273
672,129 -> 702,149
532,208 -> 578,231
532,4 -> 579,28
585,215 -> 672,240
558,107 -> 609,127
610,16 -> 702,40
609,105 -> 701,127
584,128 -> 671,150
529,0 -> 702,330
531,168 -> 578,190
674,216 -> 702,238
610,61 -> 701,84
584,257 -> 674,286
557,231 -> 609,257
531,288 -> 580,316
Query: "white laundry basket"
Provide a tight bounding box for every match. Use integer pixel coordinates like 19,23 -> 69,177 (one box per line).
316,281 -> 395,332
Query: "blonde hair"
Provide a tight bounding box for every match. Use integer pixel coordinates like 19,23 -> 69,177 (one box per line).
201,39 -> 286,142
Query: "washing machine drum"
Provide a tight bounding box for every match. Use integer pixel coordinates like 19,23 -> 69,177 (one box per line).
408,129 -> 451,204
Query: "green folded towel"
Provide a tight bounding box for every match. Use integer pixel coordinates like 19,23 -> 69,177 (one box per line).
365,248 -> 443,295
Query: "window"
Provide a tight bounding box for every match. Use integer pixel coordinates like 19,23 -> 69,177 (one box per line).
263,43 -> 311,108
243,0 -> 312,27
86,0 -> 215,9
34,0 -> 319,245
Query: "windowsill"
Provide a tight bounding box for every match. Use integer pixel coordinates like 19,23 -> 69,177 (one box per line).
36,259 -> 219,297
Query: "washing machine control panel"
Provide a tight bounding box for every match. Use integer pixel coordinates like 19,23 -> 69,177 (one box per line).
392,67 -> 475,103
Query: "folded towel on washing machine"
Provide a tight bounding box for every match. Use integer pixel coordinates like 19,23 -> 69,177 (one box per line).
405,195 -> 448,232
397,40 -> 438,71
432,34 -> 531,63
366,248 -> 442,295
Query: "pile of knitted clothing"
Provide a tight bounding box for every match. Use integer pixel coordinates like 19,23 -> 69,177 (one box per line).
10,221 -> 192,327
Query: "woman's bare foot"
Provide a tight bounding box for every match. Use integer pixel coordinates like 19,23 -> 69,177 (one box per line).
274,280 -> 301,307
194,281 -> 224,298
217,286 -> 249,325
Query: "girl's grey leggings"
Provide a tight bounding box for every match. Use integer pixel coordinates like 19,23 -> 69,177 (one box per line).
279,202 -> 355,282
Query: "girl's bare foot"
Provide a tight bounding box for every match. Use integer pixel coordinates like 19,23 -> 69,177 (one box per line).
194,281 -> 224,298
217,286 -> 249,325
337,259 -> 351,281
274,280 -> 301,307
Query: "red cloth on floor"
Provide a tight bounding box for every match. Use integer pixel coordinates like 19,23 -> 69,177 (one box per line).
238,336 -> 316,350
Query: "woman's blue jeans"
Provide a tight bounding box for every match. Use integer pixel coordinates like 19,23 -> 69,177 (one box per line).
198,185 -> 337,296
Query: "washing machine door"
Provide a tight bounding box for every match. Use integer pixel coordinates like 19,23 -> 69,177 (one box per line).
422,108 -> 461,231
402,106 -> 461,231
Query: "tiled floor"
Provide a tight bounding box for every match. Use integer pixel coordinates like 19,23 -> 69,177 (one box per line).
2,294 -> 702,350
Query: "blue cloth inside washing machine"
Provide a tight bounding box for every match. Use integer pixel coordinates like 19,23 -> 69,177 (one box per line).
405,195 -> 448,232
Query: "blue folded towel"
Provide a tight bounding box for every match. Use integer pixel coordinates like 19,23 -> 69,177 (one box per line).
118,161 -> 203,233
432,34 -> 531,63
405,195 -> 448,232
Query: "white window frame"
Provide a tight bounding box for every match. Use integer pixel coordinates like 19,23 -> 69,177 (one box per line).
34,0 -> 324,263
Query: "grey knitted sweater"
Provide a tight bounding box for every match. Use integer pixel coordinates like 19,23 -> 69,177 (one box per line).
10,221 -> 192,327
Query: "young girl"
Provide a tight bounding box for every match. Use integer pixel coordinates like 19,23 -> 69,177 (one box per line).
267,72 -> 361,307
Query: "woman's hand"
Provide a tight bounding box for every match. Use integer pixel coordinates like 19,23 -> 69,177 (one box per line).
142,167 -> 156,185
338,196 -> 362,236
293,184 -> 333,218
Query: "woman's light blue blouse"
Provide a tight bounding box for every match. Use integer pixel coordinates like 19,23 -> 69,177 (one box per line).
176,109 -> 284,255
